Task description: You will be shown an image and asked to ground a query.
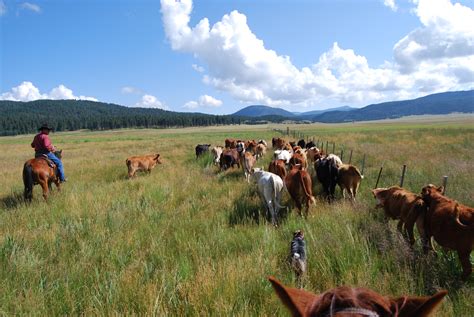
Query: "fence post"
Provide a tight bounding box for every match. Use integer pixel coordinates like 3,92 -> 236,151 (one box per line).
361,154 -> 366,176
326,141 -> 329,153
374,166 -> 383,189
348,150 -> 353,164
332,142 -> 335,154
340,149 -> 344,161
400,164 -> 407,187
442,176 -> 448,195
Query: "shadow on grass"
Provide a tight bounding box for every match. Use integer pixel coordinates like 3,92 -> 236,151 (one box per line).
0,191 -> 25,210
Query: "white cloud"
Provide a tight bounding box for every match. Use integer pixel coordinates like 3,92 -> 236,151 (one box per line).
383,0 -> 398,11
183,94 -> 222,109
121,86 -> 142,94
134,94 -> 169,110
161,0 -> 474,108
20,2 -> 41,13
0,81 -> 98,102
0,1 -> 7,16
192,64 -> 205,73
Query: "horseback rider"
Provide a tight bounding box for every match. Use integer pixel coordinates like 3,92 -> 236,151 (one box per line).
31,123 -> 67,182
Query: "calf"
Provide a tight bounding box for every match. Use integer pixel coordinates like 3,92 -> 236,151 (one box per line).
225,138 -> 237,149
243,152 -> 256,182
306,147 -> 324,164
297,139 -> 306,148
269,277 -> 446,317
220,149 -> 240,171
255,143 -> 266,160
338,164 -> 363,202
305,141 -> 315,149
372,186 -> 426,246
315,156 -> 339,202
327,153 -> 343,168
268,159 -> 287,180
421,184 -> 474,280
251,168 -> 285,226
289,153 -> 307,170
195,144 -> 211,159
272,137 -> 286,149
126,154 -> 162,178
285,165 -> 316,217
258,139 -> 268,147
274,150 -> 291,164
211,146 -> 223,165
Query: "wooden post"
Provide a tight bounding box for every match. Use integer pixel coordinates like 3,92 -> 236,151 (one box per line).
286,127 -> 289,136
340,149 -> 344,161
374,166 -> 383,189
348,150 -> 353,164
326,141 -> 329,153
361,154 -> 366,176
400,165 -> 407,187
332,142 -> 335,154
442,176 -> 448,195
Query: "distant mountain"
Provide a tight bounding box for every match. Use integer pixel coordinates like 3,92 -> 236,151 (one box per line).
298,106 -> 354,117
311,90 -> 474,123
233,105 -> 295,117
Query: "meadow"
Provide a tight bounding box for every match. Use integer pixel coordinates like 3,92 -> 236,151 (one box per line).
0,116 -> 473,315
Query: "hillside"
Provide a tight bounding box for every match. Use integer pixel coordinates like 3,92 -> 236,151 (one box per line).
0,100 -> 244,136
312,90 -> 474,122
232,105 -> 295,117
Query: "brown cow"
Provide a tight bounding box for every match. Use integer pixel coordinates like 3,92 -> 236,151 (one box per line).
225,138 -> 237,149
421,184 -> 474,280
126,154 -> 162,178
338,164 -> 363,202
285,165 -> 316,217
306,147 -> 324,164
269,276 -> 447,317
372,186 -> 426,246
245,140 -> 258,155
255,143 -> 266,160
272,137 -> 286,150
268,159 -> 287,179
220,148 -> 240,171
243,151 -> 256,182
289,153 -> 307,170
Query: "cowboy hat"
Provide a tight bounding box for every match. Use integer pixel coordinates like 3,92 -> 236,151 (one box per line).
38,123 -> 54,131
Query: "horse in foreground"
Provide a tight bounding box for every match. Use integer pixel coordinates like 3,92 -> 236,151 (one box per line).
23,150 -> 63,201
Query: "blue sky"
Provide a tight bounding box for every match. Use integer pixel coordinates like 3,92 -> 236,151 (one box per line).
1,0 -> 473,114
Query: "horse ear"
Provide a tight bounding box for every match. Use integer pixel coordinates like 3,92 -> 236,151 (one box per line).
437,186 -> 444,193
391,290 -> 447,317
268,276 -> 317,317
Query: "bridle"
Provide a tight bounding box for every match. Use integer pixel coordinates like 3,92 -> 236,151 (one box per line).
322,294 -> 381,317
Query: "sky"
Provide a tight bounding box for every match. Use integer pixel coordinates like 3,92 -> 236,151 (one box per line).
1,0 -> 473,114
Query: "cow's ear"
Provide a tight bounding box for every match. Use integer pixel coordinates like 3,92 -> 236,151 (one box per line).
437,186 -> 444,193
268,277 -> 317,317
391,291 -> 447,317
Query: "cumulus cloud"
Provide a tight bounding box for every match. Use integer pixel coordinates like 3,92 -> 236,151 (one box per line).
0,81 -> 98,101
161,0 -> 474,108
183,94 -> 222,109
134,94 -> 169,110
121,86 -> 142,94
20,2 -> 41,13
0,1 -> 6,16
192,64 -> 205,73
383,0 -> 398,11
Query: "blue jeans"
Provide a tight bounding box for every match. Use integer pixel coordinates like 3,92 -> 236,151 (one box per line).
47,152 -> 65,181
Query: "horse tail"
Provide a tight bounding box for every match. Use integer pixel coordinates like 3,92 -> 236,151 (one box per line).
23,163 -> 34,201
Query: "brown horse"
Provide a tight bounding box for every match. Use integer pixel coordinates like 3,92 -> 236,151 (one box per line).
23,150 -> 62,201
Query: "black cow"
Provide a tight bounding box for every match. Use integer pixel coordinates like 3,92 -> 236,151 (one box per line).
220,149 -> 240,171
297,139 -> 306,148
305,141 -> 315,149
195,144 -> 211,159
315,157 -> 339,202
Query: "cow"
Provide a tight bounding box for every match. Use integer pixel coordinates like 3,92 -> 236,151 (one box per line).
273,150 -> 292,164
211,146 -> 223,165
289,153 -> 307,170
236,141 -> 246,156
245,140 -> 258,155
243,152 -> 257,182
258,139 -> 268,147
327,153 -> 343,168
225,138 -> 237,149
268,159 -> 287,180
297,139 -> 306,148
250,168 -> 285,226
126,154 -> 162,178
289,141 -> 297,148
195,144 -> 211,159
305,141 -> 315,149
337,164 -> 363,202
269,277 -> 447,317
283,143 -> 293,153
315,156 -> 339,202
421,184 -> 474,280
272,137 -> 286,150
255,143 -> 266,160
220,149 -> 240,171
372,186 -> 426,246
285,165 -> 316,217
306,147 -> 324,164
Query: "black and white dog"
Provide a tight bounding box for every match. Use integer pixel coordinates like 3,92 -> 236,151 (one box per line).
290,230 -> 306,278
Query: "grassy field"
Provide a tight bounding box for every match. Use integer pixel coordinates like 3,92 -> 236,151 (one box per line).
0,118 -> 473,315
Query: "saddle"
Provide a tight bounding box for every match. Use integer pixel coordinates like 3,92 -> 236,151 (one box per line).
35,154 -> 56,168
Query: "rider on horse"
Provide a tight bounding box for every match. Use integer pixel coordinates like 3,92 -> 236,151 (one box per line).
31,123 -> 67,182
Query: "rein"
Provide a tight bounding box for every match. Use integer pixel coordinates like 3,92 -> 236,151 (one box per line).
324,294 -> 381,317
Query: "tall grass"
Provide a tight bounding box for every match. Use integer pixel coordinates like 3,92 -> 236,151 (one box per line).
0,119 -> 473,315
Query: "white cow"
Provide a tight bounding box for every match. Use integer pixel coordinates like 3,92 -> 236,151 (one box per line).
211,146 -> 223,165
273,149 -> 292,164
251,168 -> 285,226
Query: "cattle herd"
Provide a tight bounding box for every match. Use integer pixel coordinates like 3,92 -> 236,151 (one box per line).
126,134 -> 473,315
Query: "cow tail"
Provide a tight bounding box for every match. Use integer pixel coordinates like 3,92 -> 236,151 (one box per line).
272,176 -> 285,210
23,163 -> 34,201
353,165 -> 364,179
299,171 -> 315,204
453,203 -> 474,230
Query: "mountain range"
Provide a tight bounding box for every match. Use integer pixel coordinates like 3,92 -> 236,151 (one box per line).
232,105 -> 353,118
